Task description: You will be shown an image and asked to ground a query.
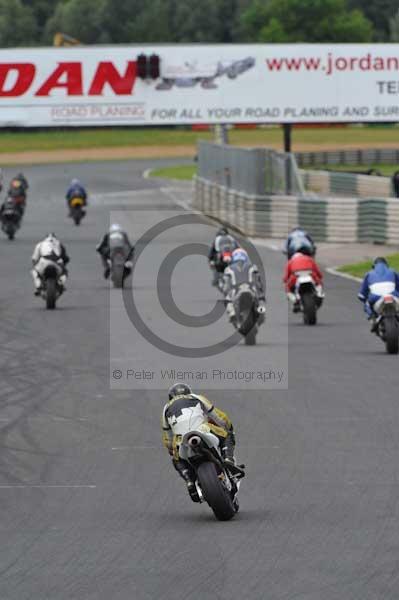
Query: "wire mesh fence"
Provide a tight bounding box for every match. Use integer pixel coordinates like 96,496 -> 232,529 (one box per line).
197,141 -> 304,196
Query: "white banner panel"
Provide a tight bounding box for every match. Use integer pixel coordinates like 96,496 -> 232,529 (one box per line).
1,44 -> 399,126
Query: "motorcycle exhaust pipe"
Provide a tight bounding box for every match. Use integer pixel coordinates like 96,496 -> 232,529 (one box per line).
188,435 -> 202,448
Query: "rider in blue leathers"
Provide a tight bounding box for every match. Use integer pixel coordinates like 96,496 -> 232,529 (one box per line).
358,257 -> 399,330
66,179 -> 87,215
284,227 -> 315,259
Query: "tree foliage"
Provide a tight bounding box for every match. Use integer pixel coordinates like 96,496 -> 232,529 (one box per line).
45,0 -> 109,44
348,0 -> 399,41
0,0 -> 37,46
0,0 -> 386,46
240,0 -> 373,43
389,8 -> 399,41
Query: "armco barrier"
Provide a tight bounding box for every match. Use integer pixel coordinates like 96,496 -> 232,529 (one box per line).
194,177 -> 399,244
296,148 -> 399,168
301,169 -> 393,198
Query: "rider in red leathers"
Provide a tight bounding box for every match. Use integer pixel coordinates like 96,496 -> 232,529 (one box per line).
283,252 -> 323,293
284,252 -> 323,312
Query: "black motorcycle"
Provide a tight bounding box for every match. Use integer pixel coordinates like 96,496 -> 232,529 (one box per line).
109,247 -> 132,289
230,284 -> 265,345
1,207 -> 21,240
40,263 -> 64,310
180,430 -> 245,521
373,295 -> 399,354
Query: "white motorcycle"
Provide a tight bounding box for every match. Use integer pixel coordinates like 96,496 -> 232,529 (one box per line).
288,270 -> 324,325
173,405 -> 245,521
372,293 -> 399,354
33,258 -> 66,310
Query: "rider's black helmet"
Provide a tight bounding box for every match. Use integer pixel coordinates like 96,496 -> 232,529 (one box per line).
217,227 -> 228,236
373,257 -> 388,268
168,383 -> 192,400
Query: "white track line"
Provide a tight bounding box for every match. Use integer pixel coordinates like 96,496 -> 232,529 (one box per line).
250,238 -> 281,252
326,267 -> 362,283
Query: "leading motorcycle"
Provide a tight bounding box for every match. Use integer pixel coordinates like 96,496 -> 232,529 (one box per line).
176,407 -> 245,521
372,294 -> 399,354
289,270 -> 324,325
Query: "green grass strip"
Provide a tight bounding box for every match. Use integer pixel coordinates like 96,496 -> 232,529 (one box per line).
0,125 -> 399,154
338,253 -> 399,278
150,164 -> 197,180
307,164 -> 399,177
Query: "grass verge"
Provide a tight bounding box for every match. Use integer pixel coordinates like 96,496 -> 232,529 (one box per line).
0,125 -> 399,154
150,164 -> 197,180
308,163 -> 398,177
338,253 -> 399,278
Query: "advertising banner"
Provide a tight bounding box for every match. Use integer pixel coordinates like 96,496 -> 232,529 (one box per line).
0,44 -> 399,126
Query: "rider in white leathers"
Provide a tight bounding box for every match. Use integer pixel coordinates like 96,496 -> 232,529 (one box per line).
31,233 -> 69,296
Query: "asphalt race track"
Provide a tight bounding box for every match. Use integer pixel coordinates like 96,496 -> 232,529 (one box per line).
1,160 -> 399,600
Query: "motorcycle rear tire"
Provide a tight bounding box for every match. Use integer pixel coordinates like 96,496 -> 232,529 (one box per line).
112,265 -> 124,289
245,327 -> 257,346
197,462 -> 236,521
302,291 -> 317,325
384,316 -> 399,354
46,277 -> 57,310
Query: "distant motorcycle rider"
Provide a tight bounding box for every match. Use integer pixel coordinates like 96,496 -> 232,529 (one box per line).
208,227 -> 240,286
162,383 -> 237,503
358,257 -> 399,332
31,233 -> 69,296
284,227 -> 315,259
66,178 -> 87,215
284,251 -> 323,312
96,223 -> 134,279
223,248 -> 266,322
9,172 -> 28,194
8,172 -> 29,214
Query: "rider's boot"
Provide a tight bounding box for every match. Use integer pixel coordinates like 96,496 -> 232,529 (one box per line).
173,460 -> 200,503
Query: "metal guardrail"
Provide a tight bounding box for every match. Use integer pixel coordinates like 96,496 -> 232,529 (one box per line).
296,148 -> 399,168
301,169 -> 393,198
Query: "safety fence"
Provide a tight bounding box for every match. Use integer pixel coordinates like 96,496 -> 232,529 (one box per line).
296,148 -> 399,168
194,177 -> 399,244
302,169 -> 393,198
197,141 -> 304,196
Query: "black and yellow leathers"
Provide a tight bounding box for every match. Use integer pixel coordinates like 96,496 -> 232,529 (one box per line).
162,393 -> 236,498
